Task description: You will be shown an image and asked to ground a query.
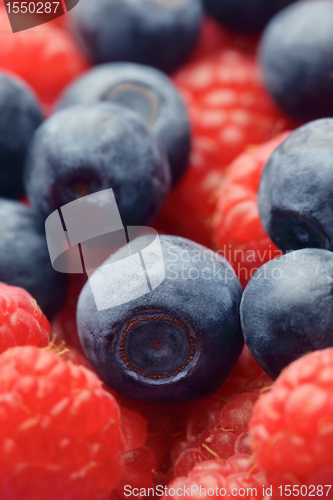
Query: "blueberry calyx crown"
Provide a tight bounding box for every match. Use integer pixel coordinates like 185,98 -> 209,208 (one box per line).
275,211 -> 327,251
102,82 -> 159,127
119,313 -> 196,380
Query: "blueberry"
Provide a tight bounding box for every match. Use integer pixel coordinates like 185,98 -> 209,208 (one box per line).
69,0 -> 203,73
77,235 -> 243,403
0,72 -> 43,199
204,0 -> 296,34
24,103 -> 171,224
0,198 -> 67,319
259,1 -> 333,121
258,119 -> 333,253
56,63 -> 191,186
240,248 -> 333,380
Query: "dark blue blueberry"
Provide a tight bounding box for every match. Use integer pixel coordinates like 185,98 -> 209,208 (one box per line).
77,235 -> 243,403
0,72 -> 43,199
24,103 -> 171,224
56,63 -> 191,186
259,1 -> 333,121
0,198 -> 67,319
240,248 -> 333,380
258,119 -> 333,253
204,0 -> 296,34
69,0 -> 203,73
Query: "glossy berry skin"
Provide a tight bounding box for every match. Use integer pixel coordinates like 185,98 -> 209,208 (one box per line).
0,72 -> 43,199
70,0 -> 203,73
260,1 -> 333,121
0,283 -> 50,353
240,248 -> 333,380
56,63 -> 191,186
213,133 -> 289,288
0,199 -> 67,319
25,104 -> 171,224
258,119 -> 333,253
0,346 -> 123,500
250,348 -> 333,491
77,236 -> 243,403
204,0 -> 296,34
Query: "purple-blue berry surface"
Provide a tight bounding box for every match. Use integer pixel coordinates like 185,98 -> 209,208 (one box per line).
240,248 -> 333,380
0,198 -> 67,319
204,0 -> 296,34
0,72 -> 43,199
56,63 -> 191,186
77,236 -> 243,403
259,0 -> 333,121
70,0 -> 203,73
258,119 -> 333,253
24,103 -> 171,225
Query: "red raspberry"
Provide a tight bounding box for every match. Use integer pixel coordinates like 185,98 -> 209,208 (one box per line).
200,427 -> 237,460
0,346 -> 123,500
189,17 -> 258,64
115,447 -> 157,498
0,283 -> 49,353
250,348 -> 333,494
58,344 -> 92,369
235,432 -> 252,455
170,432 -> 188,465
0,9 -> 88,110
120,407 -> 148,452
155,48 -> 292,248
51,275 -> 87,354
220,393 -> 258,435
186,397 -> 225,447
213,132 -> 290,287
229,345 -> 264,380
164,455 -> 264,499
174,448 -> 202,477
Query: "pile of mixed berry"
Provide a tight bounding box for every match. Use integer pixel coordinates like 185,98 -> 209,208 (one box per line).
1,0 -> 333,498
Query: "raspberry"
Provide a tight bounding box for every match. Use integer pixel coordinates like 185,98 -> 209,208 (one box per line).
145,433 -> 169,470
115,447 -> 157,498
235,432 -> 253,455
51,275 -> 87,353
250,348 -> 333,492
0,346 -> 123,500
219,393 -> 258,435
229,345 -> 264,380
189,17 -> 258,64
155,47 -> 292,248
200,427 -> 237,461
0,283 -> 49,353
186,397 -> 225,447
120,407 -> 148,452
170,432 -> 188,465
213,132 -> 290,287
0,9 -> 88,109
174,448 -> 202,477
164,456 -> 264,499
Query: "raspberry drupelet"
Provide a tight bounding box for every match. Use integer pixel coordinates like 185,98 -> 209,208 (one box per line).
0,346 -> 124,500
0,283 -> 50,353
